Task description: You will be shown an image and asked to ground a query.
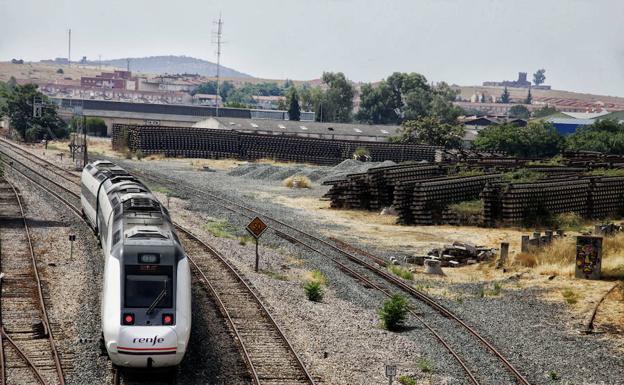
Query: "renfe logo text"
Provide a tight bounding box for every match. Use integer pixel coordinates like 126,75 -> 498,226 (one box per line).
133,335 -> 165,346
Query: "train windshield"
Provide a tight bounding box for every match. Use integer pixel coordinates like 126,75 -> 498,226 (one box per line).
124,266 -> 173,308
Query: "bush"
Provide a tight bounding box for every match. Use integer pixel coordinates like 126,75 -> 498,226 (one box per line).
552,212 -> 584,231
503,169 -> 543,183
379,294 -> 409,331
447,200 -> 483,216
390,265 -> 414,280
398,376 -> 417,385
353,146 -> 371,157
135,150 -> 145,160
566,119 -> 624,154
303,281 -> 324,302
561,288 -> 579,304
473,121 -> 563,158
416,358 -> 435,373
283,175 -> 312,188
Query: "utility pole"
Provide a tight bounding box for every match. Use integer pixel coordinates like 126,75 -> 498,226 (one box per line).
98,54 -> 102,69
126,58 -> 130,72
212,13 -> 223,117
68,28 -> 71,67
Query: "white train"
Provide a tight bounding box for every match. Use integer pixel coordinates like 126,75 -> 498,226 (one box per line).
81,160 -> 191,368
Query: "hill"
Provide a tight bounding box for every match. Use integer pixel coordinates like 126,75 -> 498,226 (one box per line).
86,55 -> 253,79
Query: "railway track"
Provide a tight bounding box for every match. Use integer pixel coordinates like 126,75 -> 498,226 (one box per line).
117,164 -> 533,385
0,178 -> 66,385
1,138 -> 532,384
0,141 -> 317,385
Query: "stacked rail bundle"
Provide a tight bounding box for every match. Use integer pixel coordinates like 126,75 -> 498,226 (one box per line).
480,183 -> 505,227
407,174 -> 504,225
240,134 -> 344,165
322,163 -> 443,211
500,178 -> 591,225
322,172 -> 371,209
113,124 -> 441,165
589,176 -> 624,218
367,163 -> 444,210
563,151 -> 624,167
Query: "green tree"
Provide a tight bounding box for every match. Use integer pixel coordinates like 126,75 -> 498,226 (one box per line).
533,69 -> 546,86
473,121 -> 563,158
357,74 -> 460,124
69,116 -> 107,136
392,116 -> 464,148
0,83 -> 67,141
533,105 -> 558,118
286,87 -> 301,121
298,85 -> 320,112
320,72 -> 354,122
525,88 -> 532,105
500,86 -> 510,103
355,82 -> 398,124
565,119 -> 624,154
508,104 -> 530,119
193,80 -> 234,101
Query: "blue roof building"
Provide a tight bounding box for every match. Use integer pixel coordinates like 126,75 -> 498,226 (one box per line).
546,118 -> 595,135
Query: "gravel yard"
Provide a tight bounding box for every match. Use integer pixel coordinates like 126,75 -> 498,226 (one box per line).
9,140 -> 623,385
102,155 -> 623,385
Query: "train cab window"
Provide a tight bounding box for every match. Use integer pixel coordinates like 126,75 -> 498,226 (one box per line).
112,230 -> 121,245
124,265 -> 173,309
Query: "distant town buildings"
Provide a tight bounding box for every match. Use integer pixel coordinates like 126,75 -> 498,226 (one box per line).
483,72 -> 551,90
80,70 -> 137,90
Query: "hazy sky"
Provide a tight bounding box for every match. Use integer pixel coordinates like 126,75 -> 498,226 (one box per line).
1,0 -> 623,96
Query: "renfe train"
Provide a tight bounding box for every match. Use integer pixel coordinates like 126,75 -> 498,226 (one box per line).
81,160 -> 191,368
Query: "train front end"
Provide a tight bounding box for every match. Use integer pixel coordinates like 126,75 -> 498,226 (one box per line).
103,241 -> 191,368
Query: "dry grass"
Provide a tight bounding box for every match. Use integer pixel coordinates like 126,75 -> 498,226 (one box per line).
513,234 -> 624,279
283,175 -> 312,189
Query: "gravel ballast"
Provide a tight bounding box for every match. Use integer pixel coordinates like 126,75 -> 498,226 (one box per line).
69,154 -> 624,384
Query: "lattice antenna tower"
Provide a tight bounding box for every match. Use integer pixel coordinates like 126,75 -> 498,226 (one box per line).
68,28 -> 71,67
211,13 -> 224,116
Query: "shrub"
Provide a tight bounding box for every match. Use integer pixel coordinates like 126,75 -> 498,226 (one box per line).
390,265 -> 414,280
552,212 -> 584,231
447,200 -> 483,216
379,294 -> 409,331
449,168 -> 485,177
283,175 -> 312,188
203,219 -> 237,239
308,269 -> 327,285
303,281 -> 324,302
416,358 -> 435,373
135,150 -> 145,160
503,169 -> 543,183
265,271 -> 289,281
353,146 -> 371,157
561,288 -> 579,304
398,376 -> 417,385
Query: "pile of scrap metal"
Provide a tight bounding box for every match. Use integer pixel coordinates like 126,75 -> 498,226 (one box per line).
425,241 -> 495,267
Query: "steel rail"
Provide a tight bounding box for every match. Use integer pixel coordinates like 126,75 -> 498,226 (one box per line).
127,169 -> 531,385
1,150 -> 315,385
176,225 -> 316,385
0,139 -> 80,185
286,228 -> 480,385
1,178 -> 66,385
0,144 -> 528,384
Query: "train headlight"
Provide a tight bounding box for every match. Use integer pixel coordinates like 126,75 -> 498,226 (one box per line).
162,314 -> 174,325
123,313 -> 135,325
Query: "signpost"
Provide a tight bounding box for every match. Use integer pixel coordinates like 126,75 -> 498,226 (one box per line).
385,364 -> 397,385
69,234 -> 76,260
246,217 -> 268,272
